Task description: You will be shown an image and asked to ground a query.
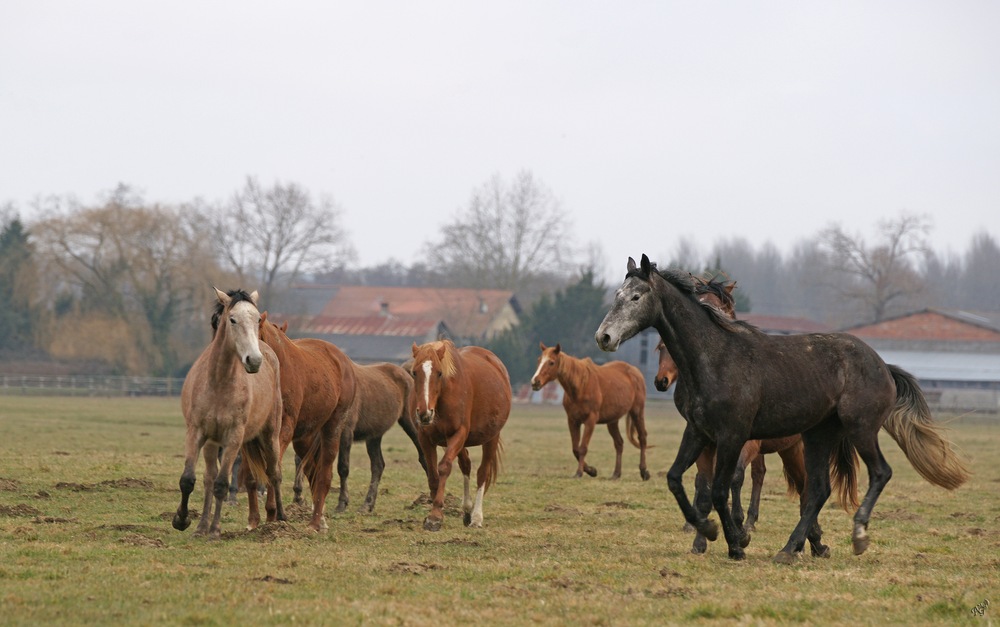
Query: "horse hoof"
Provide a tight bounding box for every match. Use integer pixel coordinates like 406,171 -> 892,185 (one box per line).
728,547 -> 745,561
743,523 -> 756,532
640,469 -> 651,481
691,538 -> 707,554
585,467 -> 598,477
172,515 -> 190,531
334,503 -> 347,514
852,535 -> 870,555
772,551 -> 797,565
697,520 -> 719,542
682,522 -> 695,532
423,517 -> 442,532
610,473 -> 621,481
739,532 -> 751,549
811,544 -> 831,559
226,495 -> 238,505
463,512 -> 473,526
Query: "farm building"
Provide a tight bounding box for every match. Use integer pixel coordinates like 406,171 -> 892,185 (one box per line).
272,285 -> 521,364
844,308 -> 1000,412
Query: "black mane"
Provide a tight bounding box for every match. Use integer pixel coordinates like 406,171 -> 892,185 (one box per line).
628,260 -> 748,334
211,289 -> 256,331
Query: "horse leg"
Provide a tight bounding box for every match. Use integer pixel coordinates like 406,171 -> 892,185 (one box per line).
424,428 -> 468,531
305,420 -> 341,533
293,454 -> 304,505
397,414 -> 428,472
567,417 -> 585,477
606,420 -> 624,480
469,437 -> 500,528
631,409 -> 651,481
710,438 -> 752,560
335,427 -> 353,513
458,448 -> 474,526
744,454 -> 766,532
264,425 -> 285,523
418,433 -> 440,525
847,430 -> 893,556
577,415 -> 599,477
173,429 -> 206,532
360,435 -> 385,514
690,450 -> 714,554
774,423 -> 837,564
227,452 -> 241,504
666,424 -> 717,543
194,442 -> 220,536
730,441 -> 759,529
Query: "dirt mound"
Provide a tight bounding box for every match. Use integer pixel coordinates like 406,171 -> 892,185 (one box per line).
100,478 -> 155,490
0,504 -> 42,517
119,533 -> 166,548
0,478 -> 20,491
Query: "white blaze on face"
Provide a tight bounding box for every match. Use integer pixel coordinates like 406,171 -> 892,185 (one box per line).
421,360 -> 433,411
530,358 -> 547,385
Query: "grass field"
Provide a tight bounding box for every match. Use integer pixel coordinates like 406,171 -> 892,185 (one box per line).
0,395 -> 997,625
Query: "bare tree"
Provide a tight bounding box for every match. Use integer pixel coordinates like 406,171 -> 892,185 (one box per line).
428,171 -> 573,292
819,213 -> 931,323
212,177 -> 353,299
31,185 -> 223,375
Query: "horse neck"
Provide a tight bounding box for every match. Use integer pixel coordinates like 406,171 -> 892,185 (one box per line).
652,274 -> 726,377
206,318 -> 243,387
556,353 -> 590,398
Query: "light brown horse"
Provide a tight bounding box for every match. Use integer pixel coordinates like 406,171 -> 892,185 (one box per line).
173,288 -> 284,538
410,340 -> 511,531
335,361 -> 427,514
259,316 -> 356,532
531,342 -> 650,481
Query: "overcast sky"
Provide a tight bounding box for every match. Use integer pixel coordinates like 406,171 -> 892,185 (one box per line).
3,2 -> 998,281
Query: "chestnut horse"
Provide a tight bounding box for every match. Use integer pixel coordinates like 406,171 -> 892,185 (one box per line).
173,288 -> 284,538
653,277 -> 838,556
597,255 -> 969,562
410,340 -> 511,531
259,316 -> 356,532
335,361 -> 427,514
531,342 -> 650,481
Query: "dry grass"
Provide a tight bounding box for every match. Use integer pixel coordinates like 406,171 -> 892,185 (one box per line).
0,395 -> 997,625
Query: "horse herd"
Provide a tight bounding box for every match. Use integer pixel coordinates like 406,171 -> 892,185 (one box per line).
173,255 -> 971,564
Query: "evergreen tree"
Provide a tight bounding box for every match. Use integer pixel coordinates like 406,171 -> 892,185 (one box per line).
0,217 -> 36,350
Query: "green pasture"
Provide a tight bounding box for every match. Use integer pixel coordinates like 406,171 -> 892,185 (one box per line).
0,396 -> 996,625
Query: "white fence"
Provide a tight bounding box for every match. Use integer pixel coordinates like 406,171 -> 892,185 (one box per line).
0,374 -> 184,397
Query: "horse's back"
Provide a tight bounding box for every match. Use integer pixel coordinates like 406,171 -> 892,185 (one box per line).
595,360 -> 645,417
457,346 -> 512,446
286,337 -> 357,418
351,362 -> 412,438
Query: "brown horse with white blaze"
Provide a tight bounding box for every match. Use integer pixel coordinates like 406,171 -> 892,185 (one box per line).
410,340 -> 511,531
173,288 -> 284,538
531,342 -> 650,481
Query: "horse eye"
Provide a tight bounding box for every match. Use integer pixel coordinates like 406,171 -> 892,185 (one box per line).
630,294 -> 640,301
229,317 -> 236,324
437,372 -> 442,378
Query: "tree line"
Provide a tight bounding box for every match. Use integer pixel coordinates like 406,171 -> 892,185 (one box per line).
2,173 -> 998,379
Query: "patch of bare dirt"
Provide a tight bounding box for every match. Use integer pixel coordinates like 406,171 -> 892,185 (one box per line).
601,501 -> 633,509
389,562 -> 442,575
875,508 -> 925,523
417,537 -> 481,547
34,516 -> 77,523
119,533 -> 165,548
100,478 -> 154,490
55,482 -> 95,492
223,521 -> 311,543
543,504 -> 582,516
407,493 -> 463,516
52,451 -> 70,456
256,575 -> 293,584
280,502 -> 313,523
0,504 -> 42,517
159,510 -> 199,521
381,518 -> 419,531
0,478 -> 20,491
33,490 -> 50,499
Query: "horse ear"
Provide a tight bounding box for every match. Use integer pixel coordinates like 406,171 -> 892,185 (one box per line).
725,282 -> 737,295
539,341 -> 546,351
627,257 -> 636,272
260,311 -> 269,325
640,254 -> 652,274
412,342 -> 420,357
249,290 -> 259,305
213,286 -> 231,307
280,321 -> 289,333
435,343 -> 447,360
554,343 -> 561,354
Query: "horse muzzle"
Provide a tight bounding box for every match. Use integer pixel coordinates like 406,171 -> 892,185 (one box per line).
654,377 -> 671,392
530,379 -> 543,392
417,408 -> 436,426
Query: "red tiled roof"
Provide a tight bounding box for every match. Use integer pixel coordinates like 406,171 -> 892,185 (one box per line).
296,315 -> 443,337
741,314 -> 831,334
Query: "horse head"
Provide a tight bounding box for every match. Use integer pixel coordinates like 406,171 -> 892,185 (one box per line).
410,340 -> 452,425
654,340 -> 678,391
596,254 -> 661,352
530,342 -> 562,391
214,287 -> 264,373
